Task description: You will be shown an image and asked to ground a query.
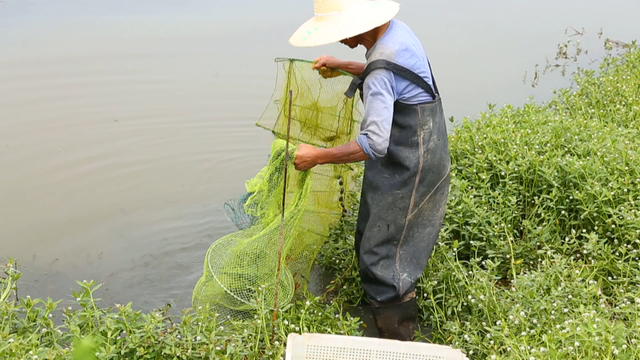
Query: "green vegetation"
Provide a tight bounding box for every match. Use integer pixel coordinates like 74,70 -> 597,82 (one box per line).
1,260 -> 360,359
2,39 -> 639,359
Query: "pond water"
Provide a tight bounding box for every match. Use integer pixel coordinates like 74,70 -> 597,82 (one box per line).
1,0 -> 638,312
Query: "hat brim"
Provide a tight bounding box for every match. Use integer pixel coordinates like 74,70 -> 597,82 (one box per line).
289,0 -> 400,47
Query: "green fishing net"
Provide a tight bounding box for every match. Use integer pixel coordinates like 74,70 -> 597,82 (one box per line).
192,58 -> 364,321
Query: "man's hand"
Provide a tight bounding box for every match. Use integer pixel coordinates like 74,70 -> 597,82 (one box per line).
313,55 -> 342,70
294,144 -> 319,171
313,56 -> 366,77
313,56 -> 344,79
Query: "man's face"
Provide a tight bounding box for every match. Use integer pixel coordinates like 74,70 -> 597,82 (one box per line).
339,36 -> 359,49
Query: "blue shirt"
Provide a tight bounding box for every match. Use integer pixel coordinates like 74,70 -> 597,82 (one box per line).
356,19 -> 436,160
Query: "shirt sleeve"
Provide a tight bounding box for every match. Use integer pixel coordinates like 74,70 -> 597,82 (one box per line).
357,68 -> 397,160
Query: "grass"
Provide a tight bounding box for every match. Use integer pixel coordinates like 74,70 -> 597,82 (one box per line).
2,39 -> 639,359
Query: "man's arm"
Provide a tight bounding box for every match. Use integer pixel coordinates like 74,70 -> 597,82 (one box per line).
313,56 -> 365,77
337,61 -> 366,77
294,66 -> 396,171
294,141 -> 369,171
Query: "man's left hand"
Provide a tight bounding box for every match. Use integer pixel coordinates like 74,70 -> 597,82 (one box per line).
294,144 -> 319,171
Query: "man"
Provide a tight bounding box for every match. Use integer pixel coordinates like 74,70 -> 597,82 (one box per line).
289,0 -> 451,341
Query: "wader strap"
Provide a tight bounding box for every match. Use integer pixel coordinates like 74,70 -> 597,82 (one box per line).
345,59 -> 439,99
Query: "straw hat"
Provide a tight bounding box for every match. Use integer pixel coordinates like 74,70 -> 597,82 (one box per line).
289,0 -> 401,47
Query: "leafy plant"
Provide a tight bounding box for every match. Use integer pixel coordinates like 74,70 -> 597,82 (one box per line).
1,260 -> 360,359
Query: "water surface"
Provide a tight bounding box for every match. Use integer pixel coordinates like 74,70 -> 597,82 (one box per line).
1,0 -> 638,311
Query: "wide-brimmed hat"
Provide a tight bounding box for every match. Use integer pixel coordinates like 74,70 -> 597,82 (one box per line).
289,0 -> 401,47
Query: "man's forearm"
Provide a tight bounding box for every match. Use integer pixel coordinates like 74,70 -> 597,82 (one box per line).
316,140 -> 370,165
339,61 -> 366,77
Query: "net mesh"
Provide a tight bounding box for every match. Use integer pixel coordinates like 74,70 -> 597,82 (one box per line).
192,58 -> 364,321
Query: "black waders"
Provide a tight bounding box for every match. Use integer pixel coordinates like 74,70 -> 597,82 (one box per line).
346,59 -> 451,341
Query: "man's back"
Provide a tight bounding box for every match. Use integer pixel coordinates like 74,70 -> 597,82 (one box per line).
357,19 -> 437,160
365,19 -> 435,104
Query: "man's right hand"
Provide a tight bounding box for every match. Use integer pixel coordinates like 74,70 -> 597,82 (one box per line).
313,55 -> 342,70
313,56 -> 366,78
312,56 -> 344,79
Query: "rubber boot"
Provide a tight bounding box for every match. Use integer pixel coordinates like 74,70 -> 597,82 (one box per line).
370,292 -> 419,341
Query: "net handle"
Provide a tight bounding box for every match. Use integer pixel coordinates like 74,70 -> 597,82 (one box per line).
272,89 -> 293,336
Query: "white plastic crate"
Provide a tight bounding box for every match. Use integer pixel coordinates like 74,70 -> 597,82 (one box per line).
285,333 -> 469,360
